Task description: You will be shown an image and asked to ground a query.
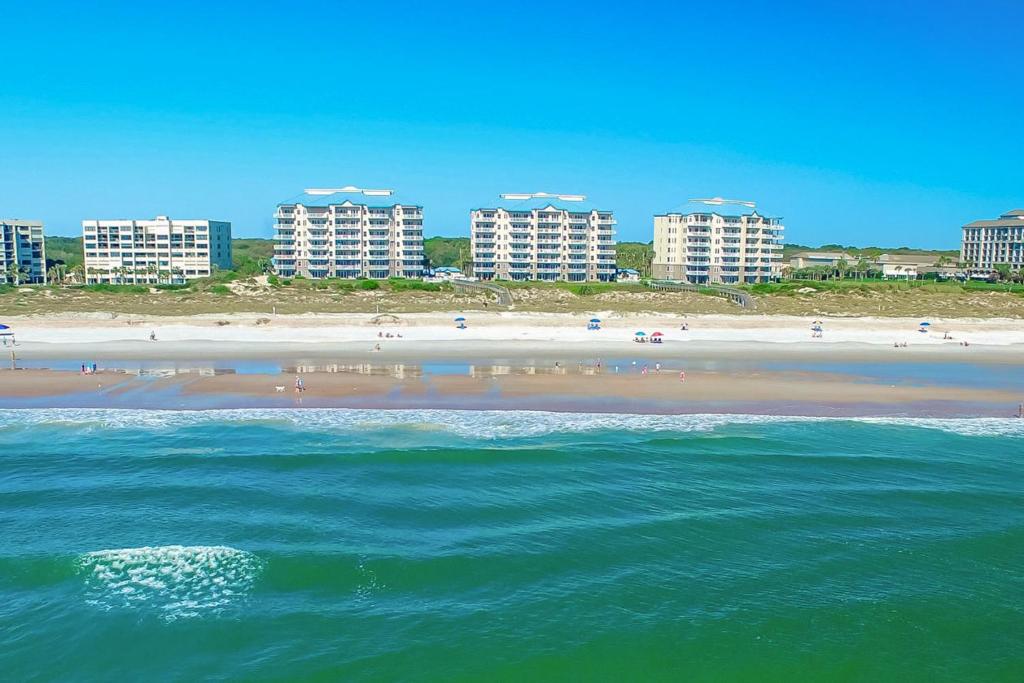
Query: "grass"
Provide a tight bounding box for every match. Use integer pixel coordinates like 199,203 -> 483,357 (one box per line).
81,283 -> 150,294
4,273 -> 1024,319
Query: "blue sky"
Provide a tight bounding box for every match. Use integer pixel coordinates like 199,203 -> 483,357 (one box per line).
1,0 -> 1021,247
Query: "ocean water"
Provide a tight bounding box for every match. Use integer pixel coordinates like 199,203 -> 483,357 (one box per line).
1,409 -> 1022,681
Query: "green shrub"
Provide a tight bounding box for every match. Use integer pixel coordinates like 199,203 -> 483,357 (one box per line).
210,284 -> 232,295
154,283 -> 189,291
267,274 -> 281,287
358,279 -> 380,291
280,279 -> 292,286
389,278 -> 441,292
83,284 -> 149,294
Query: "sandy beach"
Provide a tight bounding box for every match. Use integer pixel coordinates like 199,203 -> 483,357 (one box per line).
2,311 -> 1021,416
1,311 -> 1023,363
2,363 -> 1022,417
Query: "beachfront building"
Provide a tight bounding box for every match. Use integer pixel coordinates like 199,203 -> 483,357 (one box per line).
961,209 -> 1024,276
0,219 -> 46,285
273,187 -> 425,279
82,216 -> 232,284
652,198 -> 784,284
789,251 -> 855,271
470,193 -> 616,282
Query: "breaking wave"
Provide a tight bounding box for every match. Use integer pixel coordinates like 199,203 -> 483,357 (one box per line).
0,408 -> 1022,439
76,545 -> 262,621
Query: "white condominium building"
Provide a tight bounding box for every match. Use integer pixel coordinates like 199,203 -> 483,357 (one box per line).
0,219 -> 46,284
652,198 -> 784,284
961,209 -> 1024,273
82,216 -> 232,284
470,193 -> 617,282
273,187 -> 425,279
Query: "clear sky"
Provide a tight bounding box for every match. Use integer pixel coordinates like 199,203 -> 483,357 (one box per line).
1,1 -> 1021,247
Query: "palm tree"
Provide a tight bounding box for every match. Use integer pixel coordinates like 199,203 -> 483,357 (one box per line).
994,263 -> 1012,282
856,258 -> 872,280
147,265 -> 158,284
836,259 -> 849,280
47,264 -> 67,286
7,264 -> 28,286
70,264 -> 85,285
171,266 -> 184,284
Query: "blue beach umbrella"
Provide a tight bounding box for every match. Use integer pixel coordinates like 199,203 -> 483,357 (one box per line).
919,322 -> 930,326
0,324 -> 9,329
454,317 -> 466,322
590,318 -> 601,323
635,331 -> 646,336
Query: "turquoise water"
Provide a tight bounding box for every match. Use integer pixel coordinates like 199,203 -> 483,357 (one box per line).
1,409 -> 1022,681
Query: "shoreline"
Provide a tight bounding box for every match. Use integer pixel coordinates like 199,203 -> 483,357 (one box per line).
3,366 -> 1022,418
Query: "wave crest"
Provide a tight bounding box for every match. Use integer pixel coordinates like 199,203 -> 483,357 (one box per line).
76,545 -> 261,621
1,408 -> 1023,439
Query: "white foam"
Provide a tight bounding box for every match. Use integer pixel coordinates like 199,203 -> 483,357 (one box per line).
2,407 -> 1023,439
76,545 -> 261,621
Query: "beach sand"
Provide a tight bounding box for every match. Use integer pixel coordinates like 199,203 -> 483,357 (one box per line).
3,366 -> 1021,417
2,311 -> 1022,364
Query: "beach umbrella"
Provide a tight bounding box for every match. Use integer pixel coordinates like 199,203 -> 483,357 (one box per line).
919,322 -> 930,326
635,331 -> 646,336
590,318 -> 601,323
652,332 -> 664,337
0,324 -> 8,330
454,316 -> 466,322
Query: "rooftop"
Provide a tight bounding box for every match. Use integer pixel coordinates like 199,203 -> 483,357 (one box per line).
659,197 -> 782,219
792,251 -> 855,261
963,209 -> 1024,228
475,192 -> 609,213
279,186 -> 420,208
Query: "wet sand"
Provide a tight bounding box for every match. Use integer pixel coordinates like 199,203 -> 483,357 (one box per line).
2,367 -> 1021,417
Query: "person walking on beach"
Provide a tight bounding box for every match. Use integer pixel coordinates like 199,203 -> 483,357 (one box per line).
641,365 -> 648,376
655,362 -> 661,373
679,370 -> 686,383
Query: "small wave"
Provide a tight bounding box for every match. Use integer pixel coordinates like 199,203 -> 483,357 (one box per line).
76,545 -> 262,621
1,408 -> 1022,439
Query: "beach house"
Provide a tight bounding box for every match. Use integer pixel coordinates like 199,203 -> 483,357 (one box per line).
82,217 -> 232,284
652,198 -> 784,284
273,187 -> 425,279
0,219 -> 46,285
470,193 -> 617,282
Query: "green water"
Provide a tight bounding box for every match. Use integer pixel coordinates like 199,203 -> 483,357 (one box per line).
1,409 -> 1022,681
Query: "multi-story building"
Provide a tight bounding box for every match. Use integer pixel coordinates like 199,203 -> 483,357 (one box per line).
273,187 -> 425,279
470,193 -> 616,282
82,216 -> 232,284
652,198 -> 784,284
0,219 -> 46,285
961,209 -> 1024,275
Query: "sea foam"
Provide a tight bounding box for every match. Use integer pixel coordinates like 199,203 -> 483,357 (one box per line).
2,408 -> 1023,439
76,545 -> 261,621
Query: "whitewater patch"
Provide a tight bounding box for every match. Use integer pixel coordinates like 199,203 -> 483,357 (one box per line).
1,407 -> 1024,439
76,545 -> 262,621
